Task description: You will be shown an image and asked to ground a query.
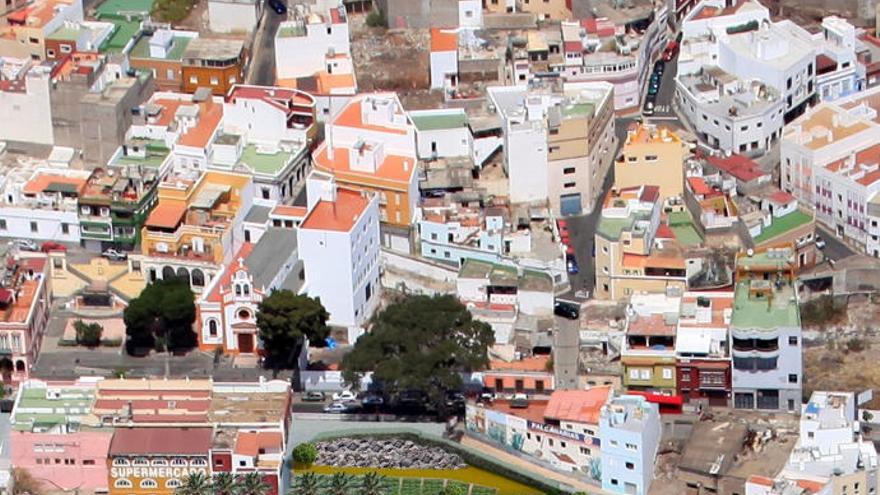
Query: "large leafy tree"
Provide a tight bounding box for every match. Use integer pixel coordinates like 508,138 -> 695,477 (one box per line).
342,295 -> 493,412
123,278 -> 196,355
236,472 -> 270,495
256,290 -> 329,370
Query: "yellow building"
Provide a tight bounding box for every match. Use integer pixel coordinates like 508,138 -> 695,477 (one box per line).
0,0 -> 81,60
140,170 -> 253,265
520,0 -> 570,20
594,185 -> 688,300
615,124 -> 688,202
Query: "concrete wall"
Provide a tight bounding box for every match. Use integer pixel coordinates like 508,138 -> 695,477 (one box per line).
208,0 -> 260,34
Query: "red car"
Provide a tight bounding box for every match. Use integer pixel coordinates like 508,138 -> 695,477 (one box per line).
40,241 -> 67,253
566,244 -> 575,255
662,41 -> 679,62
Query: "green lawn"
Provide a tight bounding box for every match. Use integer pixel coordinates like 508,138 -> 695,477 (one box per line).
292,473 -> 495,495
668,211 -> 703,246
95,0 -> 155,16
752,210 -> 813,244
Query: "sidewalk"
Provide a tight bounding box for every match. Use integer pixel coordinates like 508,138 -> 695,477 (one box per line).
459,436 -> 607,494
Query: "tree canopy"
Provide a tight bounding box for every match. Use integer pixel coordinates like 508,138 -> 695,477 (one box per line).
256,290 -> 330,369
123,278 -> 196,355
342,295 -> 493,410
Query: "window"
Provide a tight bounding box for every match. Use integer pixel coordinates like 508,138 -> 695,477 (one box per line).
61,223 -> 69,235
626,462 -> 635,470
189,76 -> 198,84
30,221 -> 38,233
60,44 -> 72,53
788,336 -> 798,346
564,182 -> 576,188
112,458 -> 130,467
262,187 -> 271,199
645,155 -> 658,162
47,49 -> 55,57
171,458 -> 187,466
83,460 -> 95,466
563,167 -> 576,174
114,479 -> 133,488
191,458 -> 208,466
210,76 -> 219,85
208,320 -> 218,337
152,459 -> 168,466
166,479 -> 182,489
0,219 -> 6,230
639,369 -> 651,380
625,443 -> 637,451
132,457 -> 148,466
662,368 -> 673,380
140,479 -> 158,489
788,374 -> 798,384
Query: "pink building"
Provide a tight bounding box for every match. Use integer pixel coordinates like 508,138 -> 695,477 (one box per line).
0,252 -> 51,384
10,379 -> 112,493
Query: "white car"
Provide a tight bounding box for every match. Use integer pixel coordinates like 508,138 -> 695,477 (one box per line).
10,239 -> 38,251
332,390 -> 357,402
815,237 -> 826,249
102,248 -> 128,261
323,402 -> 351,413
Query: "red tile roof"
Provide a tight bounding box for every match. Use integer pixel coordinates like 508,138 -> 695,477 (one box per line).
300,188 -> 371,232
22,174 -> 87,195
271,205 -> 308,217
687,177 -> 712,196
706,154 -> 767,182
235,431 -> 283,457
145,203 -> 187,230
767,190 -> 795,204
313,142 -> 416,183
333,98 -> 408,135
110,427 -> 212,455
543,387 -> 611,425
179,100 -> 223,149
206,243 -> 254,303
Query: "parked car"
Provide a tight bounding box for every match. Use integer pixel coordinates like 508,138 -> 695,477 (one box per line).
323,402 -> 353,413
510,393 -> 529,409
556,219 -> 569,235
40,241 -> 67,253
643,100 -> 655,116
663,41 -> 679,61
566,244 -> 575,256
445,392 -> 466,408
332,390 -> 357,402
302,391 -> 326,402
554,301 -> 580,320
11,239 -> 38,251
566,256 -> 579,274
102,248 -> 128,261
268,0 -> 287,14
816,237 -> 826,249
362,394 -> 385,407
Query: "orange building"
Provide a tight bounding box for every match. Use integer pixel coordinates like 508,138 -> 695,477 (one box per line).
313,93 -> 418,235
181,38 -> 246,95
108,427 -> 212,495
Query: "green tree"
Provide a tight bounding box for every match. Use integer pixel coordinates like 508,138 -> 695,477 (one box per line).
291,442 -> 318,466
175,472 -> 212,495
359,472 -> 390,495
235,472 -> 270,495
212,472 -> 236,495
289,472 -> 321,495
123,278 -> 196,355
342,295 -> 493,414
324,472 -> 355,495
74,320 -> 103,347
256,291 -> 329,370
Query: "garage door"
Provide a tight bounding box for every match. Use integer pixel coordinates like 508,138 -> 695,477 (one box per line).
560,193 -> 582,216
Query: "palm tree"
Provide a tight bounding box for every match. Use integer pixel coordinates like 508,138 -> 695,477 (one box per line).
213,472 -> 236,495
325,472 -> 355,495
175,472 -> 212,495
358,471 -> 389,495
235,472 -> 271,495
289,472 -> 321,495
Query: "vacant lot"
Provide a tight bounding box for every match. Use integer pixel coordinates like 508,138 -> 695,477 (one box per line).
350,16 -> 430,92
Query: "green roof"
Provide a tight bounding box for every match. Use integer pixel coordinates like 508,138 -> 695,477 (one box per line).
96,0 -> 155,17
129,34 -> 192,61
562,102 -> 595,119
100,19 -> 140,54
111,143 -> 169,169
668,211 -> 703,246
278,24 -> 307,38
459,258 -> 517,285
13,386 -> 96,432
411,112 -> 468,131
752,210 -> 813,245
596,209 -> 652,241
731,279 -> 800,330
47,25 -> 82,41
237,144 -> 300,176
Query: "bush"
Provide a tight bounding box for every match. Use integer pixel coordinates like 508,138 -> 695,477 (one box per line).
800,295 -> 847,327
292,442 -> 318,465
74,320 -> 103,347
846,337 -> 868,353
366,10 -> 387,28
151,0 -> 195,23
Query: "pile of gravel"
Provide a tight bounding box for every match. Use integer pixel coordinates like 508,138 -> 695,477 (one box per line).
315,437 -> 467,470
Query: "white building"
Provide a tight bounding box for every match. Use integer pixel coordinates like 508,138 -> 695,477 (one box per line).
429,28 -> 458,90
297,171 -> 381,328
677,0 -> 817,154
599,395 -> 662,495
0,62 -> 53,145
274,3 -> 351,81
488,81 -> 615,215
207,0 -> 262,34
0,165 -> 91,243
410,108 -> 472,160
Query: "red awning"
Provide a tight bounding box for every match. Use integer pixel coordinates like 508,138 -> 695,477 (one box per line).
628,391 -> 684,406
0,288 -> 12,305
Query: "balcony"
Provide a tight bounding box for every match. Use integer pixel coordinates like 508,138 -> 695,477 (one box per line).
732,337 -> 778,353
148,246 -> 215,262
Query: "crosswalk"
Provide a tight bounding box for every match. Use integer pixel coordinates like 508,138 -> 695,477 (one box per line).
652,104 -> 671,113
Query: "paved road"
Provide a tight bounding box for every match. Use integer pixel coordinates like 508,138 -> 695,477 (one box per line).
649,54 -> 679,119
816,224 -> 858,262
247,5 -> 285,85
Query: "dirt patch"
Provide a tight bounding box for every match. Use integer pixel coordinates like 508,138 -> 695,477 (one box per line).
350,16 -> 430,92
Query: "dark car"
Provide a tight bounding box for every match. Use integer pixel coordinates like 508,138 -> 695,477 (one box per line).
302,391 -> 326,402
445,392 -> 466,408
362,394 -> 385,407
566,255 -> 579,274
554,301 -> 580,320
268,0 -> 287,14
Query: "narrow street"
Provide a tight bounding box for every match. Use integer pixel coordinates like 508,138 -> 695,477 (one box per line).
247,7 -> 285,85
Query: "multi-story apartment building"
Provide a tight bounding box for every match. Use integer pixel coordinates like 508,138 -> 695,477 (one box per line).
0,61 -> 54,145
615,124 -> 687,202
621,293 -> 680,396
781,85 -> 880,256
553,4 -> 667,112
599,395 -> 662,495
181,38 -> 246,95
675,291 -> 734,407
730,248 -> 802,412
274,4 -> 350,82
128,29 -> 199,92
312,93 -> 418,250
11,379 -> 112,493
0,0 -> 84,61
410,107 -> 503,169
0,166 -> 92,244
297,172 -> 381,328
44,20 -> 114,59
676,0 -> 819,154
488,80 -> 615,216
0,253 -> 50,384
594,185 -> 688,300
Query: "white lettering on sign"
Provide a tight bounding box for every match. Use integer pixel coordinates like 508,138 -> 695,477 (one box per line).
110,466 -> 208,479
